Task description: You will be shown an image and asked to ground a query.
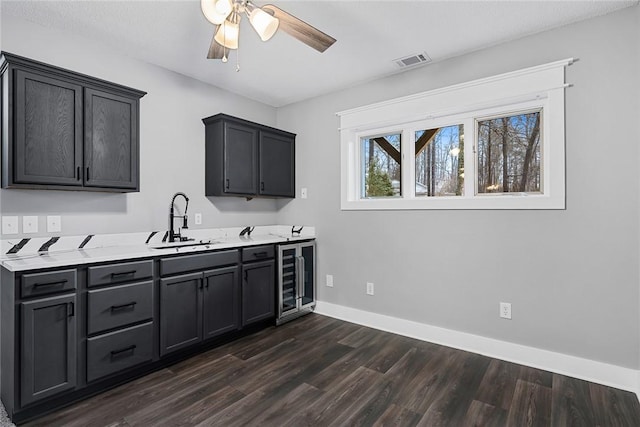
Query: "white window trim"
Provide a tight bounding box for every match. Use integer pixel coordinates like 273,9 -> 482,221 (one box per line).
338,58 -> 573,210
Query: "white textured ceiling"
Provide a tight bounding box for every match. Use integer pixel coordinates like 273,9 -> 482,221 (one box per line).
2,0 -> 638,107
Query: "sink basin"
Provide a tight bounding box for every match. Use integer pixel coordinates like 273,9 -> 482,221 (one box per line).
150,240 -> 222,250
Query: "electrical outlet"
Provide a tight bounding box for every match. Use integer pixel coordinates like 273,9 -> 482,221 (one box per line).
326,274 -> 334,287
301,188 -> 308,199
500,302 -> 512,319
23,216 -> 38,233
47,215 -> 62,233
194,213 -> 202,225
2,216 -> 19,235
366,282 -> 374,295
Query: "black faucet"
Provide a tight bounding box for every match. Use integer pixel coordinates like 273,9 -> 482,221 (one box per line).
168,192 -> 189,243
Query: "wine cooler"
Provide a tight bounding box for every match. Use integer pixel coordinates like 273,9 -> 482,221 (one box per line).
277,241 -> 316,325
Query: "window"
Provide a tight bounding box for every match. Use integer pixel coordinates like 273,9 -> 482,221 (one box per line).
415,125 -> 464,197
477,111 -> 541,194
338,59 -> 572,210
361,133 -> 401,198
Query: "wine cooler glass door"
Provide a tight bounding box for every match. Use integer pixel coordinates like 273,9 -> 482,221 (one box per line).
280,247 -> 298,317
300,243 -> 315,308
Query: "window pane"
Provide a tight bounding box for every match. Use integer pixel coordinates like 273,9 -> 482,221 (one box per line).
361,133 -> 401,198
415,125 -> 464,197
477,111 -> 541,194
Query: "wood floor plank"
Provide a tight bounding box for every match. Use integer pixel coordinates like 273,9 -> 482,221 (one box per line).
249,383 -> 325,427
589,382 -> 640,427
289,366 -> 385,426
551,374 -> 596,426
416,351 -> 492,426
505,379 -> 552,427
150,386 -> 245,427
364,334 -> 416,374
460,399 -> 508,427
475,359 -> 521,410
373,403 -> 422,427
22,314 -> 640,427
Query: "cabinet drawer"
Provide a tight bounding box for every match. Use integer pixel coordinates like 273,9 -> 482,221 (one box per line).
242,245 -> 274,262
21,269 -> 77,298
87,281 -> 153,335
88,260 -> 153,287
160,250 -> 239,276
87,322 -> 153,383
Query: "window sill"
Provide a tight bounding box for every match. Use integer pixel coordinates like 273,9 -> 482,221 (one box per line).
341,193 -> 565,210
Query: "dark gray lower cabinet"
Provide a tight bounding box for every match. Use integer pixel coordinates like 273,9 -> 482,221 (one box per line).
160,272 -> 203,356
242,260 -> 275,326
87,322 -> 153,383
203,266 -> 240,340
20,294 -> 77,407
160,266 -> 242,355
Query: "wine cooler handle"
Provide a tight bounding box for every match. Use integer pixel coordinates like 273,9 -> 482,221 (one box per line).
297,255 -> 304,300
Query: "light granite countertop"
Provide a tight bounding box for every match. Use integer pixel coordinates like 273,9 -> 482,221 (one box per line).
0,225 -> 315,272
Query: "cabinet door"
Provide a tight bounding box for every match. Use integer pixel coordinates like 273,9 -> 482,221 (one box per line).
14,69 -> 83,186
21,294 -> 77,406
300,243 -> 316,308
84,88 -> 138,190
242,260 -> 275,326
160,273 -> 203,356
202,266 -> 240,340
223,121 -> 258,195
259,131 -> 295,197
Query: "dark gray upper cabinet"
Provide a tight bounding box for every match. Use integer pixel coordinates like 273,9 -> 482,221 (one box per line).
203,113 -> 295,198
259,131 -> 295,197
84,88 -> 139,190
13,70 -> 83,186
20,293 -> 77,407
0,52 -> 145,192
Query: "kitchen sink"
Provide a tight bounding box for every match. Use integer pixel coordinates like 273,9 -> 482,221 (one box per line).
150,240 -> 222,250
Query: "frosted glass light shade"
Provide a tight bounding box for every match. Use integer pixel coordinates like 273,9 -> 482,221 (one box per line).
214,19 -> 240,49
249,7 -> 279,41
201,0 -> 233,25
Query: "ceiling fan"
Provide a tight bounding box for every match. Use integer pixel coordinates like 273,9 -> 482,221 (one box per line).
201,0 -> 336,66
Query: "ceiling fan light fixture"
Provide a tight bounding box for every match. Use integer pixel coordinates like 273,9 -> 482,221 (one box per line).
214,15 -> 240,49
201,0 -> 233,25
248,6 -> 279,42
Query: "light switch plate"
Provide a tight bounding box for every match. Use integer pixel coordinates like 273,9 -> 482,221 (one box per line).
47,216 -> 62,233
2,216 -> 19,235
23,216 -> 38,233
301,188 -> 308,199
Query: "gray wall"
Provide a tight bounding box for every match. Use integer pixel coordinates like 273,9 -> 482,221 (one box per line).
0,17 -> 279,236
276,5 -> 640,369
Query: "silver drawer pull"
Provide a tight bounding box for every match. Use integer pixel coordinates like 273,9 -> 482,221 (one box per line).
110,345 -> 136,358
110,302 -> 137,311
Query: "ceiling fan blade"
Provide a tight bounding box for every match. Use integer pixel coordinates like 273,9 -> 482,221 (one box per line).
207,28 -> 225,59
262,4 -> 336,53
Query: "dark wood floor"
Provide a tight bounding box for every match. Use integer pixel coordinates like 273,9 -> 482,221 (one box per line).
25,314 -> 640,426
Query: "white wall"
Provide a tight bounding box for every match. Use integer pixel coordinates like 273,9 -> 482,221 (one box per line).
276,5 -> 640,369
0,17 -> 280,237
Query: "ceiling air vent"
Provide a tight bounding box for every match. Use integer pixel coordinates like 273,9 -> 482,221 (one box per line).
394,52 -> 432,68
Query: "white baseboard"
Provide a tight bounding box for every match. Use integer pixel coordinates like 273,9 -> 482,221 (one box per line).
315,301 -> 640,399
